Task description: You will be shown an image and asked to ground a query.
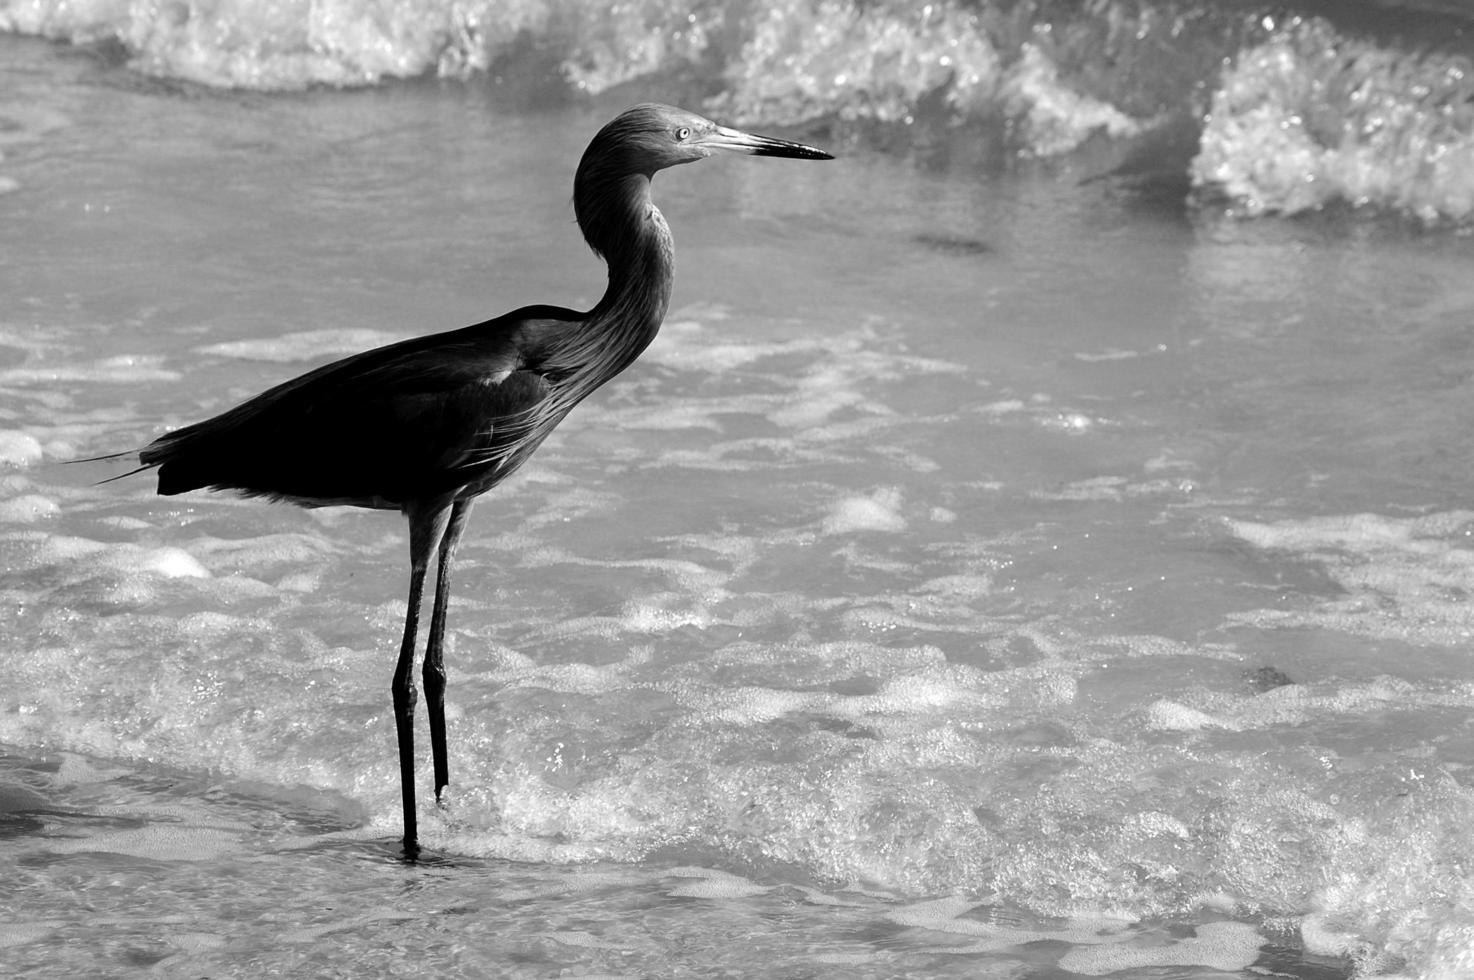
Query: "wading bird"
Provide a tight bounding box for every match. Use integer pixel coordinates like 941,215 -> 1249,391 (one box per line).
104,104 -> 830,857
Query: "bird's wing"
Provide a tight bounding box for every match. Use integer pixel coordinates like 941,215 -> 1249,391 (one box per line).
143,306 -> 580,506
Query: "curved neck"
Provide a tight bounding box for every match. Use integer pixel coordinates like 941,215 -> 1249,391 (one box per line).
570,173 -> 674,378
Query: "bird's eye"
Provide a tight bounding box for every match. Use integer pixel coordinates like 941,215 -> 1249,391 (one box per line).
675,126 -> 692,141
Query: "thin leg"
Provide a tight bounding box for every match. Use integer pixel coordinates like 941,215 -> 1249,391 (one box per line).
394,498 -> 454,858
424,497 -> 473,805
392,564 -> 428,857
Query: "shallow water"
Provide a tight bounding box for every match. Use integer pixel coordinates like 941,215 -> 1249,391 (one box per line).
3,30 -> 1474,980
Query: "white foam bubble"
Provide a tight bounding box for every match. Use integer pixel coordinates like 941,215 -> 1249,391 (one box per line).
1193,17 -> 1474,222
1300,912 -> 1363,958
1228,512 -> 1462,553
1075,348 -> 1143,363
887,897 -> 1133,952
708,687 -> 820,725
0,430 -> 42,467
833,672 -> 982,719
32,535 -> 210,579
53,753 -> 120,787
0,921 -> 60,949
621,601 -> 710,633
1034,476 -> 1126,502
1056,920 -> 1262,975
44,824 -> 243,861
642,312 -> 821,374
616,402 -> 723,432
33,533 -> 107,562
501,661 -> 622,697
1304,778 -> 1474,979
164,933 -> 226,953
198,328 -> 404,363
0,493 -> 58,522
98,515 -> 154,531
822,487 -> 906,534
192,532 -> 332,572
771,383 -> 865,429
1227,511 -> 1474,646
132,546 -> 210,578
887,896 -> 989,933
664,867 -> 771,899
177,611 -> 248,638
917,574 -> 993,599
539,929 -> 623,950
1009,44 -> 1144,156
1144,699 -> 1238,732
0,355 -> 178,384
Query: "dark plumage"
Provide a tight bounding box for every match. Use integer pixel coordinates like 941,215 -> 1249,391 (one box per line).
111,103 -> 831,857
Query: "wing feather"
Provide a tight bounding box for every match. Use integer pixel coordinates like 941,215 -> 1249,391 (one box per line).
141,307 -> 577,507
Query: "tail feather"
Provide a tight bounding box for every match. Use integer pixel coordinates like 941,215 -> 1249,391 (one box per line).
137,431 -> 214,496
67,430 -> 209,493
95,463 -> 154,485
64,450 -> 155,486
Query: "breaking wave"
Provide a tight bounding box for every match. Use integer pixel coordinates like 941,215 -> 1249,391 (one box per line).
6,0 -> 1474,221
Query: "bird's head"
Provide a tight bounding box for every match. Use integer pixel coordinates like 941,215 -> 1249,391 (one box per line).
579,103 -> 832,179
573,103 -> 831,260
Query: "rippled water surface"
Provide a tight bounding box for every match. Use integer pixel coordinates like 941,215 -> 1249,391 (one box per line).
3,33 -> 1474,979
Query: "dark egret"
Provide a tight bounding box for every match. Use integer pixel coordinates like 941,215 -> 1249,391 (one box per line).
108,103 -> 832,857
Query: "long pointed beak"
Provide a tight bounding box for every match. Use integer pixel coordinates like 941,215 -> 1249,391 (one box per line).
702,124 -> 833,160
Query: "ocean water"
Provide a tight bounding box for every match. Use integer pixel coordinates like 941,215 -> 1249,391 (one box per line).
2,2 -> 1474,978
